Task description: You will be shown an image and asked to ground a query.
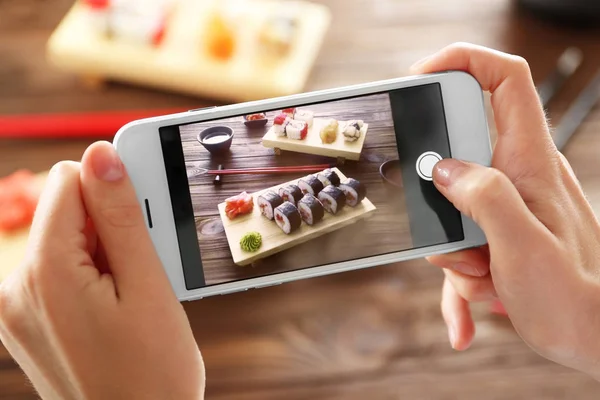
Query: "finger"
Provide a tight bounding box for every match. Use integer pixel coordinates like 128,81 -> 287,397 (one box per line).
433,159 -> 554,262
443,269 -> 497,302
410,42 -> 552,150
26,162 -> 87,252
24,162 -> 94,277
80,141 -> 173,299
426,246 -> 490,277
16,162 -> 102,298
441,277 -> 475,351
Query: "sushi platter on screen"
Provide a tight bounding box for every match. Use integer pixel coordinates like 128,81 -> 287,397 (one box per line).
261,108 -> 369,161
217,168 -> 376,266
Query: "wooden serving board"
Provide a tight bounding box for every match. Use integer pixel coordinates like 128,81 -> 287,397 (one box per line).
0,172 -> 48,282
262,118 -> 369,161
46,0 -> 331,102
217,168 -> 376,266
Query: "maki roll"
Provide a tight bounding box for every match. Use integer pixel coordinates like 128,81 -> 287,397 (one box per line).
286,120 -> 308,140
278,184 -> 303,206
282,107 -> 296,117
274,202 -> 302,234
298,194 -> 324,226
257,190 -> 284,220
339,178 -> 366,207
294,109 -> 314,127
298,175 -> 324,196
317,185 -> 346,215
343,120 -> 364,142
273,113 -> 290,137
316,168 -> 340,187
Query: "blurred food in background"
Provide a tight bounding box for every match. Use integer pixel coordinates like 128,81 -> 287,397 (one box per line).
46,0 -> 331,102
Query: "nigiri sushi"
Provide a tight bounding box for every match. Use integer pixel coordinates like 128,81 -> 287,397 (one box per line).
257,190 -> 284,220
298,194 -> 324,226
257,14 -> 298,58
343,120 -> 364,142
273,113 -> 290,137
320,119 -> 338,144
317,185 -> 346,215
339,178 -> 366,206
274,202 -> 302,234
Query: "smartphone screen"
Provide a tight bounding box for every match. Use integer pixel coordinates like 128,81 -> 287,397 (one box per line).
159,83 -> 463,290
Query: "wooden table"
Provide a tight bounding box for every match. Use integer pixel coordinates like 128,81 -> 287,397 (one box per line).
182,94 -> 413,285
2,0 -> 600,398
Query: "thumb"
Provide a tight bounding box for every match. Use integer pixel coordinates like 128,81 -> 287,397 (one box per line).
80,141 -> 173,299
432,158 -> 550,256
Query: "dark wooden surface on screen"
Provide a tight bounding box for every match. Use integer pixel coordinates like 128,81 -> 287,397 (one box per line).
181,94 -> 413,286
2,0 -> 600,398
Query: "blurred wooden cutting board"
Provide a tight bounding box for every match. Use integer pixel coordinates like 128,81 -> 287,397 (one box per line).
0,172 -> 48,282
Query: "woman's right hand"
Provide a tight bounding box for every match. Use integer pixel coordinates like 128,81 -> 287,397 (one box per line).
412,43 -> 600,379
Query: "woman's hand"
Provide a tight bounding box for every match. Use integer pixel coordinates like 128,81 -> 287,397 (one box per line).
0,142 -> 205,399
412,42 -> 600,379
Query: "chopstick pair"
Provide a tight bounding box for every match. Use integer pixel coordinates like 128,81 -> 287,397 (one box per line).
0,108 -> 192,139
204,164 -> 333,176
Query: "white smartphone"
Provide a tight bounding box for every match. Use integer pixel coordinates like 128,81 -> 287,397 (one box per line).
114,71 -> 492,301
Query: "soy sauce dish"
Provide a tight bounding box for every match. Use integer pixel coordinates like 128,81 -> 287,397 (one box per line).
198,126 -> 234,155
243,113 -> 268,128
379,159 -> 403,188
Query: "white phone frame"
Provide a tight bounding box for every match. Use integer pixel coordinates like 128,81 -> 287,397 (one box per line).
113,71 -> 492,301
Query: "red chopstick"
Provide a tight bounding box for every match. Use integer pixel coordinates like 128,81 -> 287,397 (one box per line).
207,164 -> 333,175
0,108 -> 191,139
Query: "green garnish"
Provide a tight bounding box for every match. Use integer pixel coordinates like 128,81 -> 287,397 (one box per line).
240,231 -> 262,252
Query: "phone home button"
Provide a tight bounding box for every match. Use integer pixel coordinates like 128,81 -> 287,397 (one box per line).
416,151 -> 442,181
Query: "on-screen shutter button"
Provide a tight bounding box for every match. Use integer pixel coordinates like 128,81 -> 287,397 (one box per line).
416,151 -> 442,181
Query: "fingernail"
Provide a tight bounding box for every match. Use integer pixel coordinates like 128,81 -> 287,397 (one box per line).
410,54 -> 433,71
452,262 -> 483,277
91,144 -> 124,182
433,158 -> 468,188
448,324 -> 457,349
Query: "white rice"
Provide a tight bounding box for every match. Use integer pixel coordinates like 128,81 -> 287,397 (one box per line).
298,202 -> 313,225
318,192 -> 338,214
294,110 -> 314,127
258,197 -> 274,220
275,209 -> 292,233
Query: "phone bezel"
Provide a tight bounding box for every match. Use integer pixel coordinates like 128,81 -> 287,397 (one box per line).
113,71 -> 492,301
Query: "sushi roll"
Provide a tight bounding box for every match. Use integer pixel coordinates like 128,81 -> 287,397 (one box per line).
317,185 -> 346,215
343,120 -> 364,142
285,120 -> 308,140
257,190 -> 284,220
298,175 -> 324,196
278,184 -> 303,206
274,202 -> 302,234
316,168 -> 341,187
282,107 -> 296,117
339,178 -> 366,207
320,119 -> 338,144
294,109 -> 314,127
273,113 -> 290,137
298,194 -> 325,226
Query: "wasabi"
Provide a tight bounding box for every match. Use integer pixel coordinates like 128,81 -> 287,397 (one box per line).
240,231 -> 262,252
